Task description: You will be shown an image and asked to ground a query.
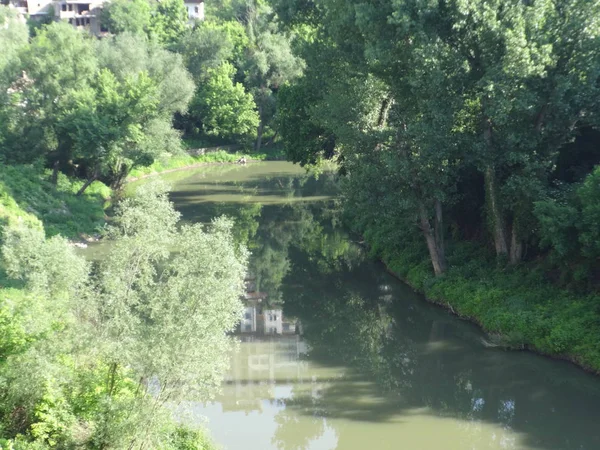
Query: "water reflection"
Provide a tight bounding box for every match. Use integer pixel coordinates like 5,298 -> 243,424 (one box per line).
161,162 -> 600,450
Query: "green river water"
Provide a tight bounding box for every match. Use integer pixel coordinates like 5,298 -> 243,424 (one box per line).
130,161 -> 600,450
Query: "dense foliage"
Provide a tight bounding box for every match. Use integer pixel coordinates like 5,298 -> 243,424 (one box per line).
2,1 -> 600,446
0,182 -> 247,449
273,0 -> 600,368
275,0 -> 600,283
0,0 -> 300,192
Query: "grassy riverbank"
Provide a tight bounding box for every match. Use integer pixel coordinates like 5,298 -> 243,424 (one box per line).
0,150 -> 269,241
0,164 -> 110,238
367,236 -> 600,374
127,149 -> 269,180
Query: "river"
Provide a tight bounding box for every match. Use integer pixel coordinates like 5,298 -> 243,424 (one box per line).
131,161 -> 600,450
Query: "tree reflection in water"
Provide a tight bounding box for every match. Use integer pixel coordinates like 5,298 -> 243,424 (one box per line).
165,163 -> 600,450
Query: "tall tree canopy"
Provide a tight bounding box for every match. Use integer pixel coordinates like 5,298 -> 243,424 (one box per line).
277,0 -> 600,277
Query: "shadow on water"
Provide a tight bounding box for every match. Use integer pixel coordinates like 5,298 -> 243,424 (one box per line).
159,162 -> 600,450
276,242 -> 600,450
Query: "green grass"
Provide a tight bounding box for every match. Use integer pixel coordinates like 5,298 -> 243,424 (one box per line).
128,150 -> 268,180
0,164 -> 110,239
363,230 -> 600,373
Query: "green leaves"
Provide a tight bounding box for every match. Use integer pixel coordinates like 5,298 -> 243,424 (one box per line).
0,182 -> 247,448
102,0 -> 188,45
192,62 -> 260,139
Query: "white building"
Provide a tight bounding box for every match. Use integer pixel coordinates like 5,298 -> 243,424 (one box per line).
4,0 -> 53,19
183,0 -> 204,21
4,0 -> 203,33
54,0 -> 106,34
263,309 -> 282,334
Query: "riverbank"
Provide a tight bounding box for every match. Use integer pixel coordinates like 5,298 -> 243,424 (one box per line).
126,149 -> 268,181
0,150 -> 268,241
0,164 -> 110,239
366,238 -> 600,375
0,161 -> 226,450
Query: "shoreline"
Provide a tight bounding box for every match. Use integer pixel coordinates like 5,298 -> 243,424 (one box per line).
71,158 -> 262,245
379,259 -> 600,377
125,159 -> 262,183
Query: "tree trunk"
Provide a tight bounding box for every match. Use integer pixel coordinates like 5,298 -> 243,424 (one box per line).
76,167 -> 99,196
509,222 -> 523,265
51,160 -> 60,186
483,120 -> 508,256
110,162 -> 129,193
484,165 -> 508,256
377,95 -> 393,129
265,130 -> 278,147
255,104 -> 264,152
482,121 -> 508,256
418,201 -> 447,276
434,198 -> 445,264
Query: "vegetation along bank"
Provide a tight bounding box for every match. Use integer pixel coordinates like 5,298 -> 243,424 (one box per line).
275,0 -> 600,373
1,0 -> 295,445
2,0 -> 600,447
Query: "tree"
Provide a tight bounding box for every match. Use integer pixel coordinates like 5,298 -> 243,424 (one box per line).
93,33 -> 195,189
61,69 -> 163,194
102,0 -> 189,45
2,22 -> 97,172
233,0 -> 304,150
0,6 -> 29,162
174,22 -> 237,80
0,182 -> 248,448
278,0 -> 600,274
96,33 -> 195,118
191,62 -> 259,140
101,0 -> 153,37
149,0 -> 188,45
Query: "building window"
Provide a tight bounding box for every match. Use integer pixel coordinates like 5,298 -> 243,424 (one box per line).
61,3 -> 66,11
245,324 -> 252,331
195,6 -> 199,13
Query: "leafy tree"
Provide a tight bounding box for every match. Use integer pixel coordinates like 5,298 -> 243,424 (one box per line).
278,0 -> 600,274
243,21 -> 305,150
0,7 -> 28,78
93,33 -> 195,189
101,0 -> 153,37
175,22 -> 236,80
61,69 -> 162,193
190,62 -> 259,140
2,22 -> 96,172
0,182 -> 247,448
149,0 -> 189,45
96,33 -> 195,118
0,6 -> 29,161
102,0 -> 189,45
